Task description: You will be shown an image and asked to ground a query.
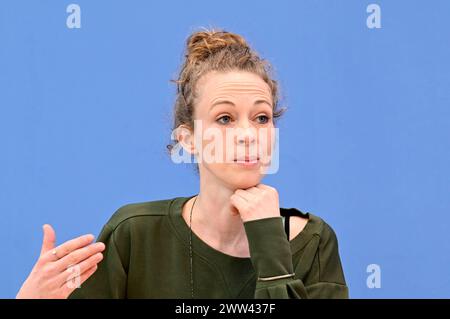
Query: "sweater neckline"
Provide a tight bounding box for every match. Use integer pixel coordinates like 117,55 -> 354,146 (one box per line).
168,194 -> 321,265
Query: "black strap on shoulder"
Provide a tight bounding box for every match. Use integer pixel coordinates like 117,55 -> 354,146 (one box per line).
284,215 -> 290,239
281,208 -> 309,239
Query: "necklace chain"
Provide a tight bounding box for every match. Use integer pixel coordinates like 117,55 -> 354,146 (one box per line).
189,195 -> 198,299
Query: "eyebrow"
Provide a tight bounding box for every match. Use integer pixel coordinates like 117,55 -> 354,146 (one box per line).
209,99 -> 272,111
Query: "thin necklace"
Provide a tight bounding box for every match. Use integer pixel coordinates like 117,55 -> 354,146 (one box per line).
189,195 -> 198,299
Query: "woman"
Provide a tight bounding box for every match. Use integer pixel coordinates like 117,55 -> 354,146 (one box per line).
16,28 -> 349,299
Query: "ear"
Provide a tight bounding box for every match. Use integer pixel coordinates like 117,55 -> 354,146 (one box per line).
175,124 -> 197,155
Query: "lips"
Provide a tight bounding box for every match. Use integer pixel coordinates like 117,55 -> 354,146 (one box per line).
234,156 -> 259,163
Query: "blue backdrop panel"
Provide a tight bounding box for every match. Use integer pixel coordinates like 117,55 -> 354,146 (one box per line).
1,0 -> 449,298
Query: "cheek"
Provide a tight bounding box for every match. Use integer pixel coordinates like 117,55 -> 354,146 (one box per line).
198,126 -> 234,163
259,127 -> 274,154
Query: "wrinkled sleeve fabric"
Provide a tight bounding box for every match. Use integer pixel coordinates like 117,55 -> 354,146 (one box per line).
243,217 -> 349,299
68,223 -> 128,299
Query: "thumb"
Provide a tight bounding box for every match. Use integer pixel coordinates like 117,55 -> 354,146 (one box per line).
40,224 -> 56,256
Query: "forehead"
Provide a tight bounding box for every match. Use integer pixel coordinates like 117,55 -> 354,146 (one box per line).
197,71 -> 272,98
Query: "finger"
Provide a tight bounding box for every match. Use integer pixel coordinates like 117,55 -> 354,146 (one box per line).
56,251 -> 103,287
40,224 -> 56,257
255,183 -> 271,190
42,234 -> 95,263
59,264 -> 98,297
54,242 -> 105,272
230,193 -> 249,212
72,252 -> 103,280
244,186 -> 260,195
256,184 -> 278,197
234,189 -> 255,202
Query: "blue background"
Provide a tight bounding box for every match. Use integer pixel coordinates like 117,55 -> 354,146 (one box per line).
1,0 -> 449,298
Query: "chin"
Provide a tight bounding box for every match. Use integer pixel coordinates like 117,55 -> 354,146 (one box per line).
223,167 -> 264,190
201,162 -> 266,190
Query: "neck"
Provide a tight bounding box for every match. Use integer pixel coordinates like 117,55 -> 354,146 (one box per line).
186,170 -> 250,256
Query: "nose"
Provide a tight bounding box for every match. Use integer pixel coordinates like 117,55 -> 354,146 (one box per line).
235,121 -> 257,145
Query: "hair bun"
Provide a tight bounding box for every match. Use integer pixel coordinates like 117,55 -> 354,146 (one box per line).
185,28 -> 250,64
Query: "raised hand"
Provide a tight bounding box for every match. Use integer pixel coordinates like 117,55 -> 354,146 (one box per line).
16,224 -> 105,299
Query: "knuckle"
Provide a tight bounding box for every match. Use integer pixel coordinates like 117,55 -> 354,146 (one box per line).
35,257 -> 46,268
66,268 -> 81,282
59,247 -> 69,257
45,264 -> 58,275
68,253 -> 78,265
38,268 -> 52,281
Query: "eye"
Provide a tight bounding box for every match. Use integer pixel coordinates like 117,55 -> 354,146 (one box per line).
256,115 -> 271,124
216,115 -> 232,125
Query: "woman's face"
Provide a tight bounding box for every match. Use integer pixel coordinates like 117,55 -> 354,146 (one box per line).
191,70 -> 276,190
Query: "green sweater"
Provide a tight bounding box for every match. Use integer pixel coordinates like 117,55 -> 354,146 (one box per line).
68,195 -> 349,299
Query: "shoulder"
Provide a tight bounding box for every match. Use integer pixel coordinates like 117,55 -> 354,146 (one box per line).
286,208 -> 346,278
309,212 -> 340,248
305,212 -> 344,275
105,197 -> 178,231
281,207 -> 341,243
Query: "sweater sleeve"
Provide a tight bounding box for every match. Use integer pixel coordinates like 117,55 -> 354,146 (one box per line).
68,223 -> 127,299
243,217 -> 349,299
